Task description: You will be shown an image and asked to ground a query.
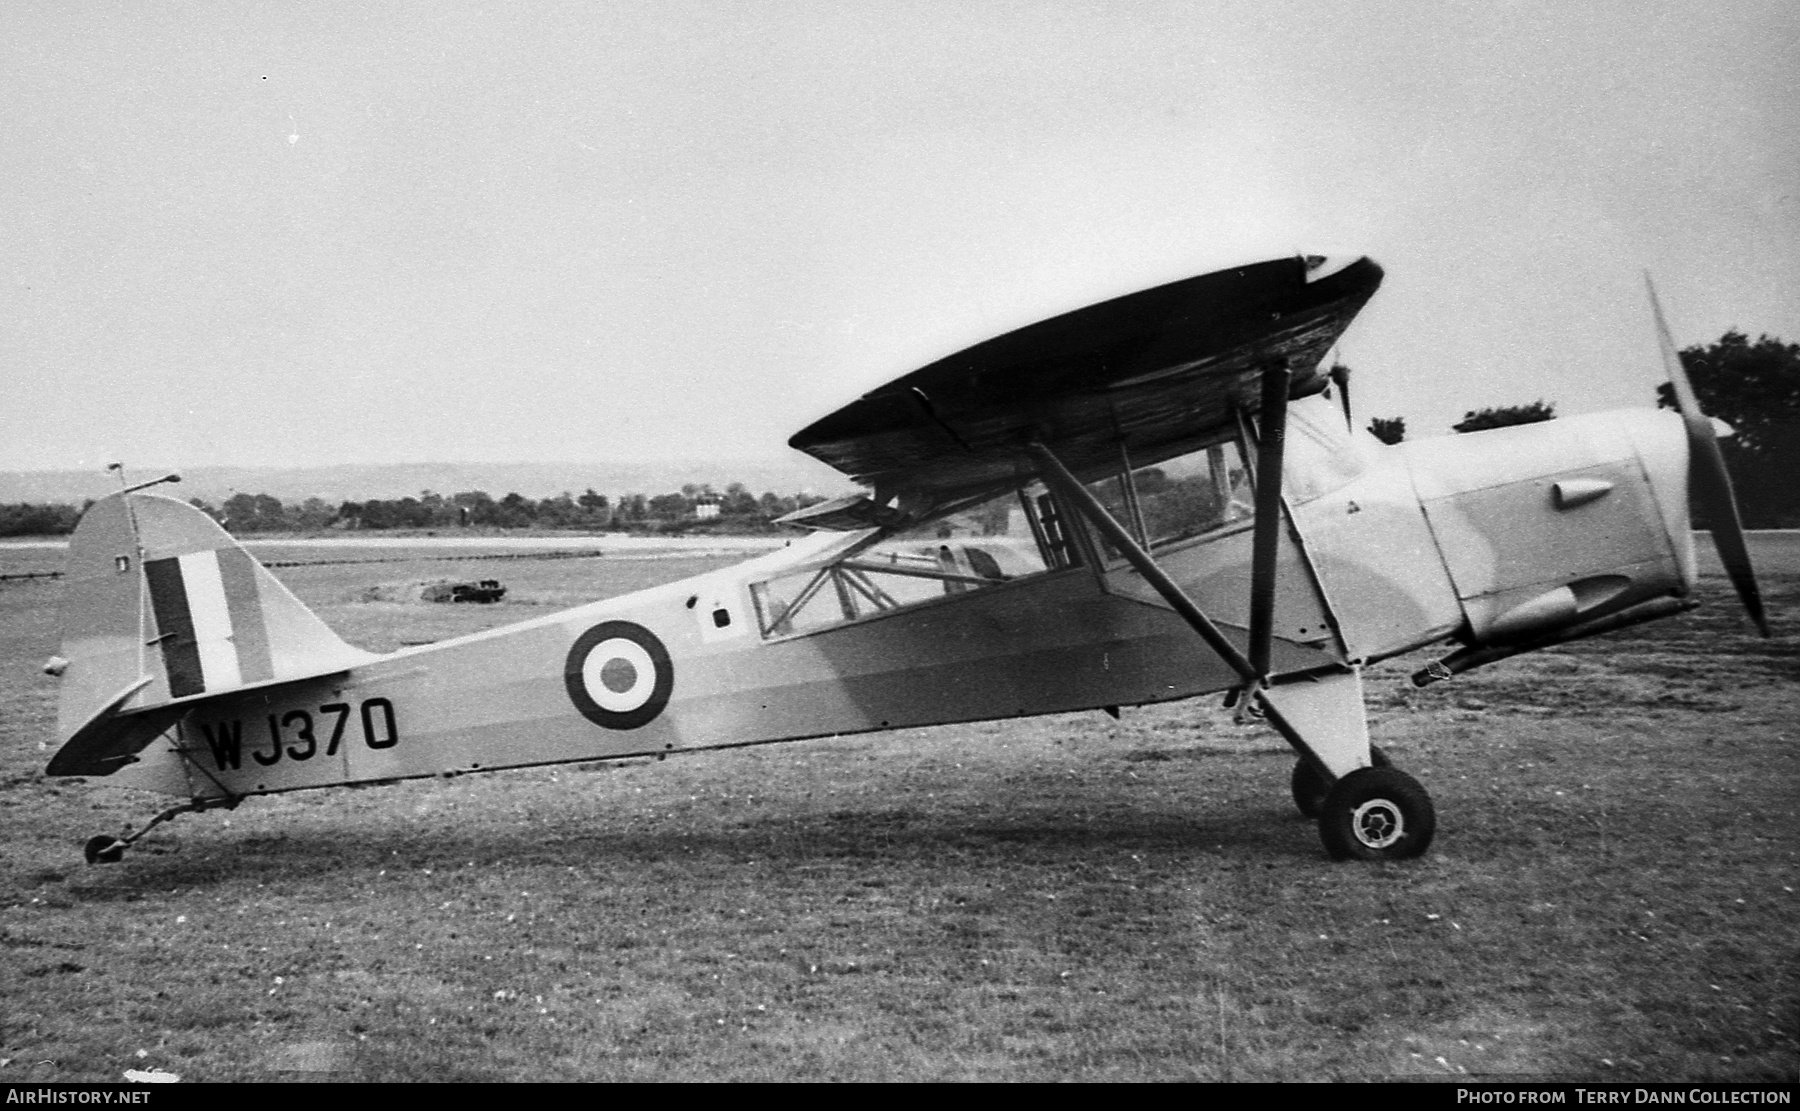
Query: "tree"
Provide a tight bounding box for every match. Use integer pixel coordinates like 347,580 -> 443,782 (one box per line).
758,491 -> 790,520
1658,331 -> 1800,456
222,492 -> 289,532
0,502 -> 81,537
495,493 -> 535,528
349,496 -> 430,529
188,498 -> 224,524
535,492 -> 584,529
1659,330 -> 1800,528
289,497 -> 336,531
647,492 -> 690,521
1367,417 -> 1406,445
721,483 -> 759,518
1452,401 -> 1555,434
452,491 -> 497,527
577,488 -> 610,521
416,491 -> 459,528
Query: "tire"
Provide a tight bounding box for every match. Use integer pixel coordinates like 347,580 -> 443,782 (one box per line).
1317,765 -> 1435,861
1291,759 -> 1328,819
1290,745 -> 1390,819
84,835 -> 125,865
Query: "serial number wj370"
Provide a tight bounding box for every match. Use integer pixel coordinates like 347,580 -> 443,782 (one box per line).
193,698 -> 399,771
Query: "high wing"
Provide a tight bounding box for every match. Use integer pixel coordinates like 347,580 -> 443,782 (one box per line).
790,255 -> 1383,504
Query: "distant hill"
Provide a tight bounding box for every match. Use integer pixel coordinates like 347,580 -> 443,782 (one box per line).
0,458 -> 852,507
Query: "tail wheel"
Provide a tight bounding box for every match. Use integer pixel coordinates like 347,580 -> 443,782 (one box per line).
84,835 -> 126,865
1318,765 -> 1435,861
1290,744 -> 1390,819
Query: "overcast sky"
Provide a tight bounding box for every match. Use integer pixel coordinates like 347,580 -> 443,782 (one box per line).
3,1 -> 1795,479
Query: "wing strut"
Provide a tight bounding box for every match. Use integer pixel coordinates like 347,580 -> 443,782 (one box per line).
1027,442 -> 1258,686
1246,363 -> 1292,677
1028,362 -> 1375,780
1026,362 -> 1294,686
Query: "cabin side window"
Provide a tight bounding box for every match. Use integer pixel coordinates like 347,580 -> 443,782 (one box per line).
750,485 -> 1070,639
1136,441 -> 1255,546
1083,438 -> 1254,555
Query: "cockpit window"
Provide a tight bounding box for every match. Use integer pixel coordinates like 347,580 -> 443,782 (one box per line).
1083,437 -> 1254,555
1280,394 -> 1373,505
1136,441 -> 1254,546
750,486 -> 1068,638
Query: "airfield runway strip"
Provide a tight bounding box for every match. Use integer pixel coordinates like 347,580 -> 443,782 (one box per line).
257,548 -> 611,568
0,547 -> 613,581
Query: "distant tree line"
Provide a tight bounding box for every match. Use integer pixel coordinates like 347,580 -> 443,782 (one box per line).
1365,401 -> 1556,443
0,502 -> 83,537
0,483 -> 831,538
1451,400 -> 1556,434
1658,331 -> 1800,529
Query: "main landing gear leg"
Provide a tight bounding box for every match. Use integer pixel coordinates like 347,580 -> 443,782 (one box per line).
1291,743 -> 1389,819
1268,669 -> 1385,818
84,795 -> 239,865
1259,670 -> 1434,860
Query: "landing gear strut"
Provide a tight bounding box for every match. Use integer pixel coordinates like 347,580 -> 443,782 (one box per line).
1028,435 -> 1438,862
1291,744 -> 1390,819
84,795 -> 239,864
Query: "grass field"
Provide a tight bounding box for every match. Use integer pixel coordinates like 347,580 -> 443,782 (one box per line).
1,545 -> 1794,1082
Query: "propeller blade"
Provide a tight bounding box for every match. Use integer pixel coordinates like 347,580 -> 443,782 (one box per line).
1645,273 -> 1770,637
1328,363 -> 1352,431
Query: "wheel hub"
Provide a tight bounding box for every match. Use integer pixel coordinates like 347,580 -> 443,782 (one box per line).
1349,798 -> 1404,849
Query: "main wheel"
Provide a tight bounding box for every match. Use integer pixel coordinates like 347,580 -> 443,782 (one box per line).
1317,765 -> 1435,861
1290,745 -> 1390,819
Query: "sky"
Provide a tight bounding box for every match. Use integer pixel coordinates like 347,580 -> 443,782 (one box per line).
3,0 -> 1796,481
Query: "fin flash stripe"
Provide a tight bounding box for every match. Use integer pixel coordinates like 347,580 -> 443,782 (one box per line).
145,557 -> 203,697
144,549 -> 271,697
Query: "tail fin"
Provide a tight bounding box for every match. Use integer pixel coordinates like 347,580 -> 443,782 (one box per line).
48,492 -> 374,776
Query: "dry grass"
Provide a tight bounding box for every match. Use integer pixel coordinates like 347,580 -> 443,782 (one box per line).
0,547 -> 1794,1082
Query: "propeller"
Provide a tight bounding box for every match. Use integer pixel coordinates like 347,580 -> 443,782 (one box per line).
1645,273 -> 1770,637
1327,362 -> 1352,431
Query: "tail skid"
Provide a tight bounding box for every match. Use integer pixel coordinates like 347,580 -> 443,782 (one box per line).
47,492 -> 376,778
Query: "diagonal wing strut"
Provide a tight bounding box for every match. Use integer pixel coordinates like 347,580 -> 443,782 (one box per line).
1029,362 -> 1374,781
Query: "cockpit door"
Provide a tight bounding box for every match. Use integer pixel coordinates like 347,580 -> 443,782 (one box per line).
1068,433 -> 1346,660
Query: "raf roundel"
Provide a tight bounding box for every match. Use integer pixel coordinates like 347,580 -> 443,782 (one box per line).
564,621 -> 674,730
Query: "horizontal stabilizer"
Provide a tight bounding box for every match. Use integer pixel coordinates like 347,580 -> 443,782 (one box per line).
45,678 -> 184,777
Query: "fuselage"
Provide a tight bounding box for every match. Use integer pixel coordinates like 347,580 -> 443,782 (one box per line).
100,396 -> 1697,801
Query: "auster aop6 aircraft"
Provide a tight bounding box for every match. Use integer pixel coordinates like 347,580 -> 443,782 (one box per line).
45,255 -> 1768,864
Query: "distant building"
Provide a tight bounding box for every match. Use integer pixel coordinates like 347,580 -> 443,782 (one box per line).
694,499 -> 721,520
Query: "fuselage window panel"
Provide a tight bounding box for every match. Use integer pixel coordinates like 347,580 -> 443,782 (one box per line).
1080,438 -> 1256,561
1135,441 -> 1254,548
751,487 -> 1065,639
